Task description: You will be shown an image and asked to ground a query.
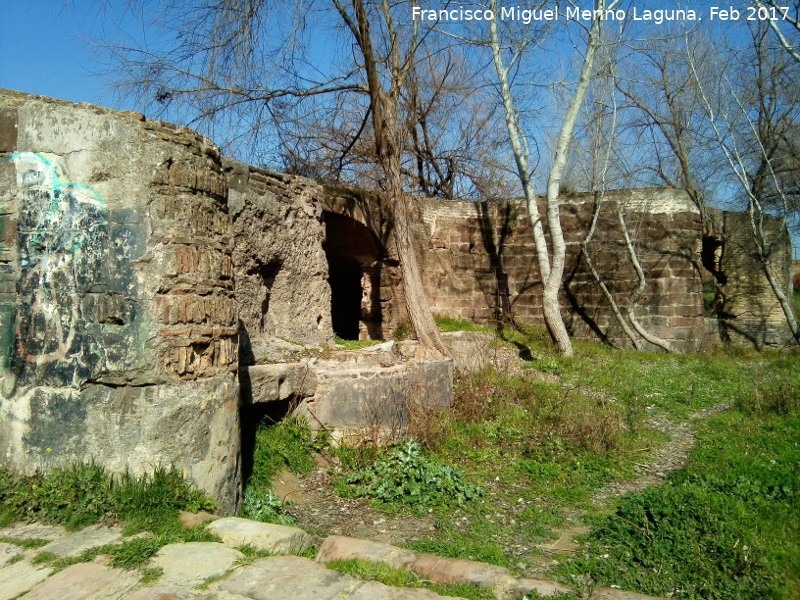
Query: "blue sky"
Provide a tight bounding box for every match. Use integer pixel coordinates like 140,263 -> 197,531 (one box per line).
1,2 -> 798,257
0,2 -> 126,108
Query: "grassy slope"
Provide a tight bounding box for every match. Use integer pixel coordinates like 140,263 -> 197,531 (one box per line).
333,327 -> 800,599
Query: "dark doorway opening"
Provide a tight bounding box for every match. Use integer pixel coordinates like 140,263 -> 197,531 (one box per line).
328,256 -> 362,339
323,211 -> 382,340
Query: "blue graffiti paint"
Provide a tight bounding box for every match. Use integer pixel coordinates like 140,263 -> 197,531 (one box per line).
0,152 -> 108,259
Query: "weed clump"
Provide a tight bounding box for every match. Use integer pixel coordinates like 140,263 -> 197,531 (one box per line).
249,417 -> 317,486
240,488 -> 295,525
241,416 -> 323,525
339,439 -> 483,508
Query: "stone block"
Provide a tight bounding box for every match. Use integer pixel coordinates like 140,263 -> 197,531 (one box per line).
0,522 -> 66,542
347,581 -> 462,599
0,109 -> 18,151
218,556 -> 356,600
179,511 -> 221,528
0,561 -> 52,600
122,586 -> 218,600
248,363 -> 317,404
0,543 -> 20,568
18,562 -> 138,600
39,526 -> 123,558
410,553 -> 512,588
316,536 -> 417,570
207,517 -> 315,555
153,542 -> 244,587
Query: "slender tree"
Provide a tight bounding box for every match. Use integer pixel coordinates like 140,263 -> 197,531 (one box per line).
485,0 -> 617,356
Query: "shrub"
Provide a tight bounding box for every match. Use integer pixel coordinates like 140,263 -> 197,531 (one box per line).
340,439 -> 483,508
240,487 -> 295,525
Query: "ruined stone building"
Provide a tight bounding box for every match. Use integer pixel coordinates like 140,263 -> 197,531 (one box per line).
0,90 -> 794,510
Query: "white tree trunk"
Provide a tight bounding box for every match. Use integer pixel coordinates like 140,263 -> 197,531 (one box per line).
489,0 -> 621,356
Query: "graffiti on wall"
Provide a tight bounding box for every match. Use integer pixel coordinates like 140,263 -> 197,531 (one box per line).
0,152 -> 142,393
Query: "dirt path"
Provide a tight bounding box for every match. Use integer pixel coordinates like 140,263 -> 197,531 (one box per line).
526,402 -> 731,577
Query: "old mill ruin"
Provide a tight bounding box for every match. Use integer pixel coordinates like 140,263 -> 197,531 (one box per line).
0,90 -> 794,511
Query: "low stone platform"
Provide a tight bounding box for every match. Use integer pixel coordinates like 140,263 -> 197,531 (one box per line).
0,517 -> 666,600
247,343 -> 454,444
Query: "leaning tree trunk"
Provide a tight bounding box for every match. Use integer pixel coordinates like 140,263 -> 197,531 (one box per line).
382,104 -> 450,358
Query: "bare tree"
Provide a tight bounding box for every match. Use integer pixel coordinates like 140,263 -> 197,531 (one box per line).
755,0 -> 800,63
106,0 -> 450,355
685,24 -> 800,343
579,49 -> 674,351
483,0 -> 617,356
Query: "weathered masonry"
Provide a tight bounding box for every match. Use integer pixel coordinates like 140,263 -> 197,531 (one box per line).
0,91 -> 240,510
0,90 -> 794,509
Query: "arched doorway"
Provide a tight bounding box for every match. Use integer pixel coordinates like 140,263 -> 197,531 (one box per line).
322,211 -> 383,340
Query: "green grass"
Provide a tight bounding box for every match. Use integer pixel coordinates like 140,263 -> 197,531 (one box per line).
242,416 -> 321,524
0,462 -> 221,573
0,537 -> 50,549
139,567 -> 163,584
434,316 -> 492,333
0,462 -> 216,532
555,409 -> 800,599
325,559 -> 497,600
328,328 -> 800,590
333,336 -> 385,349
248,417 -> 317,486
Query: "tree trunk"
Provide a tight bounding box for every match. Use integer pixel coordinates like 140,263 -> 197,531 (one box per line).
381,102 -> 449,358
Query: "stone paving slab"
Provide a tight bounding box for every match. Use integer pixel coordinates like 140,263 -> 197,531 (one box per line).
0,522 -> 66,542
153,542 -> 244,587
0,560 -> 52,600
122,585 -> 218,600
19,562 -> 139,600
411,552 -> 511,588
179,511 -> 221,528
347,580 -> 462,600
207,517 -> 315,554
589,587 -> 665,600
318,535 -> 511,589
316,534 -> 665,600
0,542 -> 21,568
217,556 -> 357,600
39,525 -> 124,558
0,520 -> 666,600
317,535 -> 417,569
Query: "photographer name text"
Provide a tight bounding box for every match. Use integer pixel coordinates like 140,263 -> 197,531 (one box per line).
411,5 -> 791,25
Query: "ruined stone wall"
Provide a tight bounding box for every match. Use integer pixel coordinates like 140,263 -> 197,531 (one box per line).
412,189 -> 708,351
226,160 -> 333,364
708,208 -> 796,348
0,91 -> 240,511
321,189 -> 406,340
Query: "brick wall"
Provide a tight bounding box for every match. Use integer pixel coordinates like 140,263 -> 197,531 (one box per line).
410,189 -> 707,351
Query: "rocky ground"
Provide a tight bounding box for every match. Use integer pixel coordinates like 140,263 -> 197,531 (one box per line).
0,516 -> 662,600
